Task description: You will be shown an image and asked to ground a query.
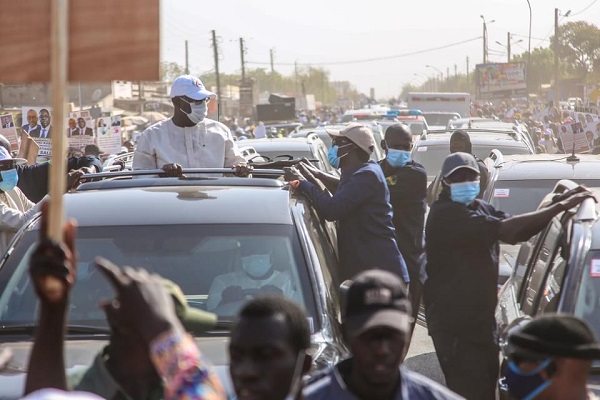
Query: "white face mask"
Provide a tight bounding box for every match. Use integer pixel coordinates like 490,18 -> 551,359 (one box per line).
180,99 -> 208,124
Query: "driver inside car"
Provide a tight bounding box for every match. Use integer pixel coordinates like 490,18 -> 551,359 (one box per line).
206,245 -> 298,312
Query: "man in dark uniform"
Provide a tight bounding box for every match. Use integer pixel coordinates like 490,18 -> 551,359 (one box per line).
304,270 -> 462,400
424,152 -> 593,399
379,124 -> 427,328
503,314 -> 600,400
284,123 -> 409,284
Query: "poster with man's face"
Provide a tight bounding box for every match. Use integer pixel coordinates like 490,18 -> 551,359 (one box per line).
0,113 -> 18,151
22,107 -> 52,159
96,117 -> 122,155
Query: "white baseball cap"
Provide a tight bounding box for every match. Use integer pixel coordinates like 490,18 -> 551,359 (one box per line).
22,389 -> 104,400
0,146 -> 26,165
169,75 -> 216,100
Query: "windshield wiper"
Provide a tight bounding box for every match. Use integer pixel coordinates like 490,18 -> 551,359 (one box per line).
0,324 -> 110,335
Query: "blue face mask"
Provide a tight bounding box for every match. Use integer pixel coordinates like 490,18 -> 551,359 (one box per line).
0,169 -> 18,192
449,181 -> 480,205
504,359 -> 553,400
386,149 -> 411,168
328,145 -> 341,169
328,143 -> 352,169
242,254 -> 272,279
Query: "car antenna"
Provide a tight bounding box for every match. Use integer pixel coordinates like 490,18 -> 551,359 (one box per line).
567,143 -> 579,163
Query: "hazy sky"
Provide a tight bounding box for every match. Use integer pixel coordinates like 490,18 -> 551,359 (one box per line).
160,0 -> 600,99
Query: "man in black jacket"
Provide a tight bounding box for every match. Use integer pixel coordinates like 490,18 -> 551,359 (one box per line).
378,124 -> 427,329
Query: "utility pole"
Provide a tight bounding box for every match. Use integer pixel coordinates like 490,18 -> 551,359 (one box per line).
454,64 -> 457,78
466,56 -> 470,94
507,32 -> 511,63
294,60 -> 299,97
239,38 -> 246,82
184,40 -> 189,75
553,8 -> 560,109
447,67 -> 450,81
211,30 -> 221,103
483,20 -> 487,63
269,49 -> 275,74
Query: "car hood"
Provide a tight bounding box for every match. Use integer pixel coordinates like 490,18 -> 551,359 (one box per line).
0,337 -> 232,399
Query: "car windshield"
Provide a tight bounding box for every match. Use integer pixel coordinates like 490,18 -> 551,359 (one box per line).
489,179 -> 600,215
574,250 -> 600,351
252,149 -> 314,161
424,113 -> 458,126
0,224 -> 316,331
412,144 -> 532,180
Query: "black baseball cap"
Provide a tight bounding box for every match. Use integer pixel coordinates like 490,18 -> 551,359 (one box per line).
440,152 -> 480,178
343,270 -> 412,338
508,313 -> 600,360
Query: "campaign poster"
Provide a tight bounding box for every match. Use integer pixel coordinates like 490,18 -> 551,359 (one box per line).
476,62 -> 528,100
558,121 -> 591,154
0,113 -> 19,151
66,117 -> 94,156
96,116 -> 122,155
22,106 -> 53,160
561,110 -> 600,152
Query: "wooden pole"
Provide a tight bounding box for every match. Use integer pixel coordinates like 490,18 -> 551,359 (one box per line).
48,0 -> 68,240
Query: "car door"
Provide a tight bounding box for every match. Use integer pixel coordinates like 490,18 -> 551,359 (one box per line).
520,217 -> 565,316
497,215 -> 564,336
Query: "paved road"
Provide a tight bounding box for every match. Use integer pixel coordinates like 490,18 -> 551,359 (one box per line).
405,324 -> 446,385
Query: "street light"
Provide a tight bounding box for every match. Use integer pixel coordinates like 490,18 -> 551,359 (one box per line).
480,15 -> 495,64
495,33 -> 523,62
525,0 -> 532,66
426,65 -> 443,91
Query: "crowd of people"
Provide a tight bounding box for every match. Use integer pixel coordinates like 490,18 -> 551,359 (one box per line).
1,74 -> 600,400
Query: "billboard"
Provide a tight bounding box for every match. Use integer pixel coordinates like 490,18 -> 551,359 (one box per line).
476,62 -> 527,100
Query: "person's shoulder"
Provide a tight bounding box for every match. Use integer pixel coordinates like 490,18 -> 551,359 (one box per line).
140,119 -> 171,137
303,369 -> 336,400
402,368 -> 465,399
204,118 -> 230,132
354,161 -> 384,176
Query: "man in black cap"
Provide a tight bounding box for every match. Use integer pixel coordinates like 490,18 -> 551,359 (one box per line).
379,124 -> 427,330
503,313 -> 600,400
304,270 -> 462,400
424,152 -> 594,399
427,130 -> 488,205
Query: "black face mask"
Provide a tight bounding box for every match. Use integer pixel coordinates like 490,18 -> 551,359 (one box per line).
504,358 -> 553,400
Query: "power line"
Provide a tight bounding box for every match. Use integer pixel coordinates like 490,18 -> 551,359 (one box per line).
247,36 -> 482,66
570,0 -> 598,17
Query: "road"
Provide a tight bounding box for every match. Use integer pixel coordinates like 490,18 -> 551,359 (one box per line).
405,324 -> 446,385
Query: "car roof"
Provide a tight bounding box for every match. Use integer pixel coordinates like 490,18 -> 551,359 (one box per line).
491,154 -> 600,181
238,138 -> 317,152
416,131 -> 530,148
66,178 -> 294,227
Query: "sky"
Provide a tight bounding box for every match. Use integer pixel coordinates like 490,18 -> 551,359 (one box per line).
160,0 -> 600,99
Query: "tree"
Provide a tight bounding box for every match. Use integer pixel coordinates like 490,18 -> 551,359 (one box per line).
160,62 -> 185,82
551,21 -> 600,78
512,47 -> 563,92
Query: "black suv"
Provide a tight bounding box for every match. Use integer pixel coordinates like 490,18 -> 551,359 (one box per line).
484,151 -> 600,286
412,129 -> 535,183
495,180 -> 600,396
0,169 -> 348,399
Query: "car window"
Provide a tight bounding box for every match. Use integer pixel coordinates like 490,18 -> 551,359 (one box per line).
490,179 -> 600,216
424,114 -> 458,126
574,250 -> 600,343
520,218 -> 564,315
0,224 -> 317,328
412,146 -> 449,180
536,244 -> 567,314
254,150 -> 313,161
301,205 -> 341,321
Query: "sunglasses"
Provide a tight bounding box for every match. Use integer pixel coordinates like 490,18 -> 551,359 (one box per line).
180,97 -> 210,106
